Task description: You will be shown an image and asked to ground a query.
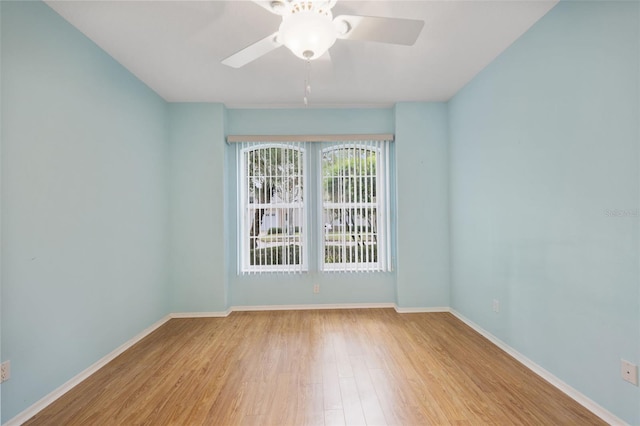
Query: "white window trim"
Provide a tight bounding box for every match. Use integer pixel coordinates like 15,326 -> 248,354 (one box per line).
318,141 -> 392,273
237,142 -> 309,274
236,138 -> 393,275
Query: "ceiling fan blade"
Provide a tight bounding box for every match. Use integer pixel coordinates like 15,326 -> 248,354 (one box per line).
222,32 -> 282,68
333,15 -> 424,46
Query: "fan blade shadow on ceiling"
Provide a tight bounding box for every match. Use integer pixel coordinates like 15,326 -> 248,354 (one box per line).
184,1 -> 230,44
334,15 -> 424,46
222,32 -> 282,68
312,50 -> 335,82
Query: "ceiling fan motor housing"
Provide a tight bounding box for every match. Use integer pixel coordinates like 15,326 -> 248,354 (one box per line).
278,1 -> 337,60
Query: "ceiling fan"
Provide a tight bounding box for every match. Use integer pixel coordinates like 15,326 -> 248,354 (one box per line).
222,0 -> 425,68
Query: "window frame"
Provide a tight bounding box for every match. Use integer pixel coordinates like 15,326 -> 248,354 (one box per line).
238,142 -> 309,274
235,137 -> 392,275
319,142 -> 390,272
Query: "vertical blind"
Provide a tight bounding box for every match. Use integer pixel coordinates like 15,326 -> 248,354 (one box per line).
235,135 -> 392,275
237,141 -> 308,274
320,140 -> 391,273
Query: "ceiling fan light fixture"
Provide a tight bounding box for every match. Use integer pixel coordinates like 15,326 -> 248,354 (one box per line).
278,10 -> 337,60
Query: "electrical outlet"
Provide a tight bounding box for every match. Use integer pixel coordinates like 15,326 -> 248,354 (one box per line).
492,299 -> 500,313
313,284 -> 320,294
621,359 -> 638,386
1,361 -> 10,383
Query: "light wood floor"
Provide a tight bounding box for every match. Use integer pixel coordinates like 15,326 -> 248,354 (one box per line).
25,309 -> 606,425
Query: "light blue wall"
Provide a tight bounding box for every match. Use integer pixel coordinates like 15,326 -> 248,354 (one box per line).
395,103 -> 450,308
1,2 -> 170,422
449,1 -> 639,423
223,106 -> 449,307
225,108 -> 398,306
169,103 -> 228,312
226,108 -> 395,136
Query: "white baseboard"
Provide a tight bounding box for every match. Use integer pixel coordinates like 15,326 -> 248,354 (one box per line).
168,303 -> 397,318
450,310 -> 626,426
394,306 -> 450,313
171,310 -> 231,318
4,314 -> 172,426
232,302 -> 396,312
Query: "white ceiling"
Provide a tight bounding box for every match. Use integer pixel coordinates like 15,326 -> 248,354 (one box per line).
45,0 -> 558,107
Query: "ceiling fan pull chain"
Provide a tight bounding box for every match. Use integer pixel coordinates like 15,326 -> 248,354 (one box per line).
303,58 -> 312,106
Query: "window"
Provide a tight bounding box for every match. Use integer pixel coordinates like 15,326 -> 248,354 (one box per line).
238,143 -> 307,273
236,137 -> 392,274
321,142 -> 390,272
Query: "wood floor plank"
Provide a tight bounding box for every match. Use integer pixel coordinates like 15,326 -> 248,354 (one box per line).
339,377 -> 367,426
349,355 -> 387,426
322,360 -> 343,411
324,409 -> 346,426
24,310 -> 607,426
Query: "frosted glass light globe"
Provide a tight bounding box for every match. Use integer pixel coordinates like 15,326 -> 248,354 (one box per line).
278,11 -> 337,60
